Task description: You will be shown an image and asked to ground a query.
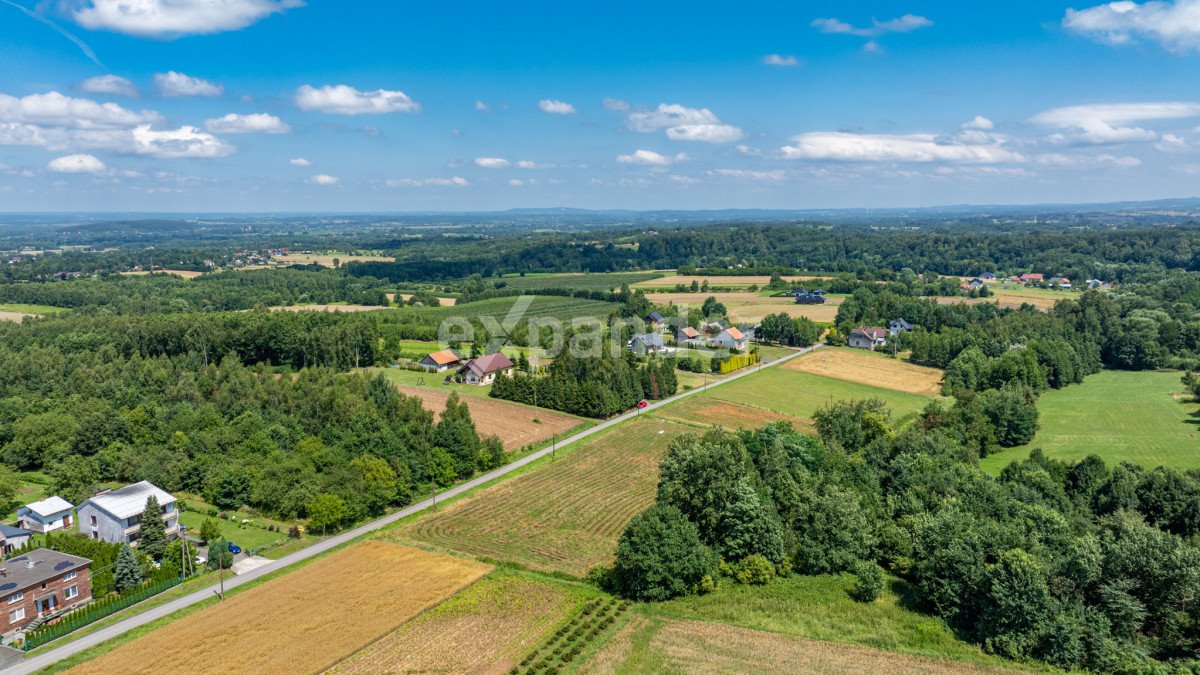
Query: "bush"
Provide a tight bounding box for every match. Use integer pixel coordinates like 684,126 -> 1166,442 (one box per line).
733,554 -> 775,585
610,505 -> 718,601
849,560 -> 885,603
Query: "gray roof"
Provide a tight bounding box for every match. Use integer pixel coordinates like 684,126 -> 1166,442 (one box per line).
80,481 -> 175,521
0,549 -> 90,594
21,496 -> 72,517
0,525 -> 32,539
629,333 -> 665,348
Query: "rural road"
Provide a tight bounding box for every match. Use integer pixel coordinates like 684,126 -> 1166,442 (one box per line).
10,341 -> 823,674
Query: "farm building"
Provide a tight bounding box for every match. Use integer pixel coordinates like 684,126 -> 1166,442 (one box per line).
888,318 -> 914,336
645,311 -> 665,330
712,327 -> 747,350
0,548 -> 92,637
16,496 -> 73,534
456,353 -> 514,386
1086,279 -> 1113,290
979,272 -> 997,281
700,321 -> 725,335
1019,273 -> 1044,283
0,525 -> 33,555
628,333 -> 668,354
794,291 -> 825,305
420,349 -> 461,372
77,481 -> 179,546
676,326 -> 702,346
848,327 -> 888,351
1049,277 -> 1072,289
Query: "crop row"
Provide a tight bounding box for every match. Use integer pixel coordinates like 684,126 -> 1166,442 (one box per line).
512,596 -> 632,674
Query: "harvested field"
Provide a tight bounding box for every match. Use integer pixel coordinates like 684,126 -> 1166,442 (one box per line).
679,400 -> 811,432
395,417 -> 693,575
268,303 -> 391,313
329,572 -> 592,674
583,617 -> 1024,674
275,253 -> 394,267
782,348 -> 945,397
645,291 -> 841,323
398,293 -> 457,306
120,269 -> 204,279
633,274 -> 829,288
397,386 -> 582,450
66,541 -> 490,675
0,311 -> 33,322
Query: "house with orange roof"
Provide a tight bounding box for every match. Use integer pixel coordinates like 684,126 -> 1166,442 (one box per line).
420,349 -> 462,372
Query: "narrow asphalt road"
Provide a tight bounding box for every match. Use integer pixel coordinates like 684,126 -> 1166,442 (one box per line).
11,341 -> 823,674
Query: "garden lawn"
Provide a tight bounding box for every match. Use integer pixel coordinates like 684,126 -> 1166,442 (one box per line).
980,369 -> 1200,474
177,510 -> 283,551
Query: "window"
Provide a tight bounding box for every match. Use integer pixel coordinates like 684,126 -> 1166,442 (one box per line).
89,515 -> 96,526
7,592 -> 22,604
63,571 -> 76,581
64,586 -> 78,600
8,607 -> 24,623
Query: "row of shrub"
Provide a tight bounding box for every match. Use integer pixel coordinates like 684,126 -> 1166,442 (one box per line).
512,597 -> 630,674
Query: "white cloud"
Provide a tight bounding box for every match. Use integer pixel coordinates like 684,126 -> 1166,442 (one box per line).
47,153 -> 106,173
706,168 -> 788,181
204,113 -> 289,134
1029,102 -> 1200,144
962,115 -> 994,130
1156,133 -> 1192,152
762,54 -> 801,66
289,157 -> 312,167
669,174 -> 700,184
72,0 -> 302,38
603,98 -> 630,111
862,40 -> 883,53
307,174 -> 339,185
615,149 -> 689,165
129,124 -> 233,158
474,157 -> 511,168
475,100 -> 490,112
0,91 -> 158,129
78,75 -> 138,97
386,176 -> 469,187
626,103 -> 743,143
508,179 -> 527,186
781,131 -> 1025,163
1064,0 -> 1200,52
539,99 -> 577,115
154,71 -> 223,97
295,84 -> 420,115
1035,152 -> 1142,167
0,122 -> 232,157
811,14 -> 932,37
514,160 -> 553,169
736,144 -> 763,156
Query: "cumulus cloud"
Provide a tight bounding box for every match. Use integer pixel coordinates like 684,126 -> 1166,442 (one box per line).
129,124 -> 233,158
295,84 -> 420,115
962,115 -> 994,130
1064,0 -> 1200,52
1029,102 -> 1200,144
811,14 -> 932,37
781,131 -> 1025,163
47,153 -> 106,173
154,71 -> 223,97
289,157 -> 312,166
72,0 -> 303,38
0,91 -> 158,129
615,149 -> 689,165
626,103 -> 743,143
307,174 -> 339,185
538,99 -> 577,115
204,113 -> 289,134
762,54 -> 801,66
474,157 -> 510,168
386,176 -> 469,187
514,160 -> 553,169
78,75 -> 138,97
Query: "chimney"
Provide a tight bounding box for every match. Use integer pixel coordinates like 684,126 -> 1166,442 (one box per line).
0,568 -> 8,577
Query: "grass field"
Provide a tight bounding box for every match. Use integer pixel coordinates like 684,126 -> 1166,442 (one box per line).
659,366 -> 938,432
980,369 -> 1200,474
119,270 -> 205,279
65,542 -> 490,675
496,271 -> 664,292
330,570 -> 596,673
586,615 -> 1021,674
394,416 -> 693,575
177,510 -> 284,551
647,573 -> 1019,670
989,285 -> 1072,311
404,295 -> 619,322
0,303 -> 69,322
268,303 -> 391,313
396,385 -> 586,450
275,252 -> 394,267
395,292 -> 457,306
645,291 -> 842,323
632,274 -> 830,289
783,348 -> 945,397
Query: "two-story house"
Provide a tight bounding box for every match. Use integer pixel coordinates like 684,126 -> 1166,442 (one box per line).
76,482 -> 179,546
0,548 -> 92,637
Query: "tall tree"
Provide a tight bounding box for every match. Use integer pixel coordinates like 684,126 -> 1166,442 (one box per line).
138,495 -> 168,560
113,544 -> 143,593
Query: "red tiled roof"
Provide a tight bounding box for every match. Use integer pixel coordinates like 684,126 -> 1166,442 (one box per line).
425,349 -> 460,366
726,327 -> 744,340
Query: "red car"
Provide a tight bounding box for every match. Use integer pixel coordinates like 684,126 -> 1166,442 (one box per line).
637,400 -> 649,409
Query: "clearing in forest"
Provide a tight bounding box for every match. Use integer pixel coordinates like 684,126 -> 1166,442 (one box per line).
65,542 -> 490,675
645,291 -> 842,323
397,385 -> 584,450
584,616 -> 1024,674
267,303 -> 391,313
395,417 -> 693,575
633,274 -> 830,289
328,571 -> 595,673
782,348 -> 945,397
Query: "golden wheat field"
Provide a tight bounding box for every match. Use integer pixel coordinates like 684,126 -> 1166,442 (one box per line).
782,348 -> 945,397
329,572 -> 591,673
274,253 -> 395,267
397,385 -> 581,450
66,542 -> 490,675
583,617 -> 1024,674
395,417 -> 692,575
645,292 -> 842,323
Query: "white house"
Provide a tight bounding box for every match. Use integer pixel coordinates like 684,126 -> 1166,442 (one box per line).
456,352 -> 514,386
848,327 -> 888,351
16,496 -> 73,534
76,482 -> 179,546
711,327 -> 747,350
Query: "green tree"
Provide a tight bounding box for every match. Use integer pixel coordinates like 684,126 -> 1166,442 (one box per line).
850,560 -> 885,602
138,495 -> 168,560
48,454 -> 99,506
307,493 -> 347,534
980,384 -> 1039,447
113,544 -> 143,593
611,505 -> 718,601
0,464 -> 22,514
207,536 -> 233,571
199,517 -> 222,544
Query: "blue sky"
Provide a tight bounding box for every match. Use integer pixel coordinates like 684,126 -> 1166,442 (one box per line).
3,0 -> 1200,211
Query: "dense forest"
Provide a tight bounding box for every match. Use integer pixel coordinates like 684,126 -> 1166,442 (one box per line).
604,418 -> 1200,671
